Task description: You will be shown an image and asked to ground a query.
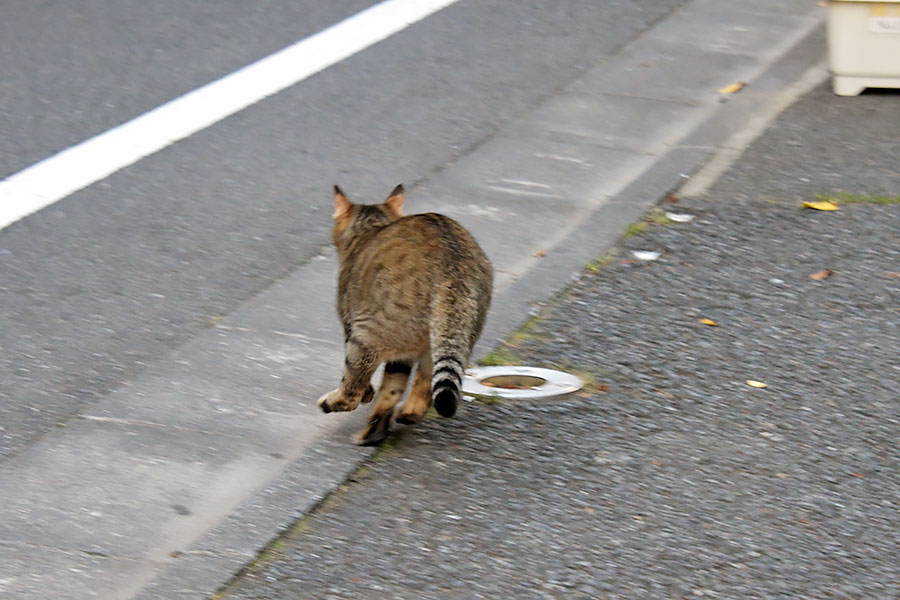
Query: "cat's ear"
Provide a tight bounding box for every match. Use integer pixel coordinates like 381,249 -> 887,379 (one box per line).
384,184 -> 404,220
333,185 -> 352,220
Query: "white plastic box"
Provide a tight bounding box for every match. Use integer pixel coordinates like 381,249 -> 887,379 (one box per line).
828,0 -> 900,95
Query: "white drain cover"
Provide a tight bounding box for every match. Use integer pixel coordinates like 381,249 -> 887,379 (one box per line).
463,366 -> 583,400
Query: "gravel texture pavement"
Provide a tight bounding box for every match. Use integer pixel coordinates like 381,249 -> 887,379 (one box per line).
216,85 -> 899,600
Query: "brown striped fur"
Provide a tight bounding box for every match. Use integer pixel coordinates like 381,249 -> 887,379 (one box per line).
317,185 -> 492,445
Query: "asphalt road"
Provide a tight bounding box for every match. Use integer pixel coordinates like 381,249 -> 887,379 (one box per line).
0,0 -> 689,461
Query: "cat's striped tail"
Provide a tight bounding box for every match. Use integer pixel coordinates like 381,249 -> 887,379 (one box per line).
431,355 -> 465,418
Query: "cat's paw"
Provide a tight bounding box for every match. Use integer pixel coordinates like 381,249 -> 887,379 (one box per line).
394,412 -> 422,425
317,385 -> 374,413
351,417 -> 391,446
317,389 -> 337,413
317,388 -> 353,413
395,403 -> 427,425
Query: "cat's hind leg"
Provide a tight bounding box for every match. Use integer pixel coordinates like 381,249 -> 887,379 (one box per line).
318,336 -> 378,413
395,353 -> 432,425
352,360 -> 411,446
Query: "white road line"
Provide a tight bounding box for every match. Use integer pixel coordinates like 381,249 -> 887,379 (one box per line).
0,0 -> 461,231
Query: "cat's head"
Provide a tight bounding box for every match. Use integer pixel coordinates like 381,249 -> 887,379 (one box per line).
331,184 -> 404,249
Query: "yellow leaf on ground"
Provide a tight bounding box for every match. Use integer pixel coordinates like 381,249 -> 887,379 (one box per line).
718,81 -> 747,94
802,200 -> 839,211
699,318 -> 718,326
809,269 -> 833,280
746,380 -> 768,389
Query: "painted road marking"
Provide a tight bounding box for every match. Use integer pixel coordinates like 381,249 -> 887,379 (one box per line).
0,0 -> 461,231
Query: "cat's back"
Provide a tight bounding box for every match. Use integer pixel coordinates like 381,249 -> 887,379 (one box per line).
372,213 -> 491,277
347,211 -> 491,301
377,212 -> 489,264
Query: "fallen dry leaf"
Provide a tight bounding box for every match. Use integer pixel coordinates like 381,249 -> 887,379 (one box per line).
809,269 -> 833,281
802,200 -> 839,211
746,380 -> 768,389
699,318 -> 718,326
718,81 -> 747,94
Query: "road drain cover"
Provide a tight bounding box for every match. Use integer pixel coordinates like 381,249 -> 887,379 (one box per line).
463,366 -> 583,399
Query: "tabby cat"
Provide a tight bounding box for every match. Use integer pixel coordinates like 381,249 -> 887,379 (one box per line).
317,185 -> 493,445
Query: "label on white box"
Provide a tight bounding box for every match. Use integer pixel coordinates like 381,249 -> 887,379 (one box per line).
870,17 -> 900,33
